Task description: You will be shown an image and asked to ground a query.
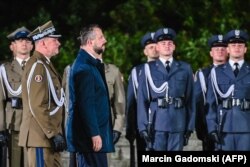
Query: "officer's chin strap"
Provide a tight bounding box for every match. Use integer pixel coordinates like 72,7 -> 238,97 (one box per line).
131,67 -> 138,99
144,64 -> 169,99
210,67 -> 234,104
0,65 -> 22,96
27,60 -> 65,116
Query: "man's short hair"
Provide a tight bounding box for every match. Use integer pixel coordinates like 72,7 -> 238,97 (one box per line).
79,24 -> 101,45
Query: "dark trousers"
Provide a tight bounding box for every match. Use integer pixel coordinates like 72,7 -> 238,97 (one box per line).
219,132 -> 250,151
153,131 -> 184,151
136,131 -> 146,151
77,152 -> 107,167
202,136 -> 215,151
0,145 -> 8,167
69,153 -> 77,167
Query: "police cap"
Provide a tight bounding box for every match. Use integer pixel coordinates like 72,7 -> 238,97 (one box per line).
154,28 -> 176,42
208,34 -> 227,48
225,29 -> 249,44
7,26 -> 31,41
28,20 -> 62,41
141,32 -> 155,48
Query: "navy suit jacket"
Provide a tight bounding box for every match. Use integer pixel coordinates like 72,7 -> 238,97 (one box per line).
66,49 -> 114,153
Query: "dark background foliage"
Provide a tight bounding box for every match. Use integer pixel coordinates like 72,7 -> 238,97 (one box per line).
1,0 -> 250,84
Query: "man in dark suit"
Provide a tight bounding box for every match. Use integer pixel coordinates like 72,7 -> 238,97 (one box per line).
67,24 -> 114,167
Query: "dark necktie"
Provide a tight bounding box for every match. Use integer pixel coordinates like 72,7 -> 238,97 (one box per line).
21,60 -> 26,70
166,60 -> 170,72
234,62 -> 239,77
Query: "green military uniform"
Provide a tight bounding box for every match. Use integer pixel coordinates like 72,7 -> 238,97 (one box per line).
105,63 -> 125,164
0,26 -> 32,167
19,20 -> 65,167
19,51 -> 64,166
105,63 -> 125,132
0,60 -> 24,167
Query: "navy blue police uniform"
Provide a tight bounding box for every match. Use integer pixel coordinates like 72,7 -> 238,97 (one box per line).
137,28 -> 195,151
126,32 -> 156,152
206,29 -> 250,150
195,35 -> 227,151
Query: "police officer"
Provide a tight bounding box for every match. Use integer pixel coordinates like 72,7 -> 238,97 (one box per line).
18,21 -> 66,166
126,32 -> 158,155
137,27 -> 195,151
206,29 -> 250,151
0,26 -> 33,167
195,34 -> 228,151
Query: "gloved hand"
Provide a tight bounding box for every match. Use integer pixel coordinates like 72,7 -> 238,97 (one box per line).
0,131 -> 8,146
183,131 -> 192,146
140,131 -> 151,144
113,130 -> 121,144
210,131 -> 220,143
50,134 -> 67,152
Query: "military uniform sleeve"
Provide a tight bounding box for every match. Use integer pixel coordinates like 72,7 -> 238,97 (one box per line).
28,63 -> 56,139
185,64 -> 196,131
112,69 -> 125,133
125,70 -> 137,139
0,76 -> 6,131
136,67 -> 149,133
194,70 -> 207,140
206,74 -> 218,133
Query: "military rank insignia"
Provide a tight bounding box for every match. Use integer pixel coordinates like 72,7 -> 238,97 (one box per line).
35,75 -> 43,82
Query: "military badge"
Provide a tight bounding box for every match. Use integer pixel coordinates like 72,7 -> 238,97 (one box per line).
235,30 -> 240,38
163,28 -> 168,34
218,35 -> 223,42
35,75 -> 43,82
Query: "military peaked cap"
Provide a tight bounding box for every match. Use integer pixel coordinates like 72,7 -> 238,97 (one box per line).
208,34 -> 227,48
225,29 -> 249,43
141,32 -> 155,48
154,27 -> 176,42
7,26 -> 31,41
28,20 -> 61,41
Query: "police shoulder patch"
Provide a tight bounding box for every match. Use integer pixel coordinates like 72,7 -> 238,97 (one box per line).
35,75 -> 43,82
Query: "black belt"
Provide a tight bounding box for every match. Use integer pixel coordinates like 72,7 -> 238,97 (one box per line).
6,97 -> 23,109
152,97 -> 184,108
221,98 -> 250,111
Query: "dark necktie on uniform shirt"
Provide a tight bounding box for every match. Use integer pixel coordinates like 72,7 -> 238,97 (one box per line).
166,60 -> 170,72
21,60 -> 26,70
234,62 -> 239,77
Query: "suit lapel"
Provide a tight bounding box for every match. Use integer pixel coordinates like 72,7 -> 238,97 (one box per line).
168,60 -> 179,77
155,59 -> 167,76
222,63 -> 235,79
236,62 -> 250,80
12,60 -> 23,76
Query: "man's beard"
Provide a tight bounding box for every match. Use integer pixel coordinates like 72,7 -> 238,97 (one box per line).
93,45 -> 104,55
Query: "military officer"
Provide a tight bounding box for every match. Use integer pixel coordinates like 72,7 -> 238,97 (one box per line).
126,32 -> 158,155
195,34 -> 228,151
0,26 -> 33,167
18,21 -> 66,166
206,29 -> 250,150
104,63 -> 125,145
137,27 -> 195,151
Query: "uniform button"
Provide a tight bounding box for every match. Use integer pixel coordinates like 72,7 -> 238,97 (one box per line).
47,130 -> 51,134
